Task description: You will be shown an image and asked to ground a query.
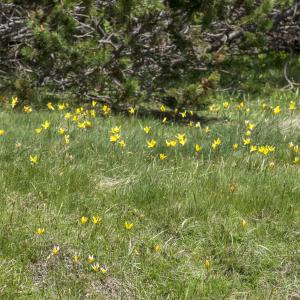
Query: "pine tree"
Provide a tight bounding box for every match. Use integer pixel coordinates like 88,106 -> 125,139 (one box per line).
1,0 -> 299,107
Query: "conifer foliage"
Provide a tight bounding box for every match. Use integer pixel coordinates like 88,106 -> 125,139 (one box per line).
0,0 -> 299,108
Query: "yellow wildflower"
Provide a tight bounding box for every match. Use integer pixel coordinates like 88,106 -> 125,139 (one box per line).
75,107 -> 83,115
64,135 -> 70,145
289,101 -> 296,111
240,219 -> 247,229
243,138 -> 251,146
58,128 -> 65,135
195,144 -> 202,152
203,126 -> 210,134
52,246 -> 60,255
250,145 -> 257,153
159,153 -> 167,160
162,117 -> 168,124
211,138 -> 221,150
110,134 -> 120,143
64,112 -> 72,120
272,105 -> 281,115
58,103 -> 65,110
111,126 -> 121,134
11,96 -> 18,108
258,146 -> 269,155
204,259 -> 211,270
143,126 -> 151,134
128,107 -> 135,114
92,100 -> 97,107
160,105 -> 166,112
267,145 -> 275,152
90,109 -> 96,118
216,138 -> 222,144
36,228 -> 45,235
179,111 -> 187,118
293,157 -> 300,164
47,102 -> 55,110
41,120 -> 50,129
78,122 -> 85,129
119,140 -> 126,148
91,262 -> 100,272
23,105 -> 32,113
236,101 -> 244,110
223,101 -> 230,109
178,136 -> 186,146
73,254 -> 80,263
124,221 -> 134,230
81,216 -> 88,224
35,128 -> 42,134
102,105 -> 111,116
30,155 -> 38,165
176,133 -> 185,140
245,130 -> 251,137
232,144 -> 239,151
147,139 -> 156,148
88,255 -> 95,263
166,140 -> 177,147
246,123 -> 255,131
92,216 -> 102,225
209,104 -> 220,113
0,129 -> 5,136
229,184 -> 237,193
154,244 -> 160,254
84,120 -> 92,128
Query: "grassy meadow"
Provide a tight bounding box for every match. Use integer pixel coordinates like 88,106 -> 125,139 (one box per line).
0,96 -> 300,299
